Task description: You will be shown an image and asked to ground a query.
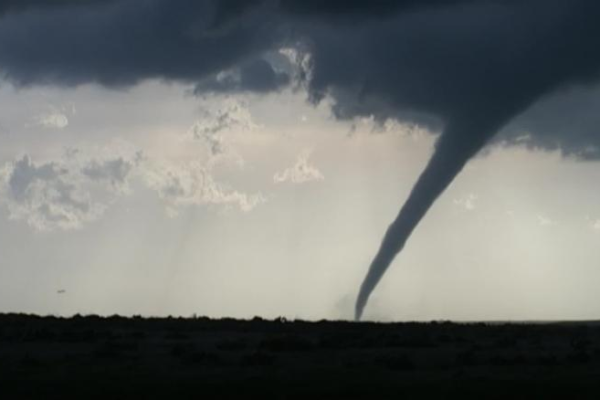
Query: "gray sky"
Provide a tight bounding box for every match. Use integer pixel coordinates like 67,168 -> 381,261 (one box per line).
1,81 -> 600,321
1,0 -> 600,321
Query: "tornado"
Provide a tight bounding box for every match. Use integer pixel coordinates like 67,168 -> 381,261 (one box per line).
355,116 -> 510,320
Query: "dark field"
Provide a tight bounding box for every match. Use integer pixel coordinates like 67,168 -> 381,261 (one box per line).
2,314 -> 600,398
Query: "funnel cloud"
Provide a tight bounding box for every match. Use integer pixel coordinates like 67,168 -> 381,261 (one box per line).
356,114 -> 527,319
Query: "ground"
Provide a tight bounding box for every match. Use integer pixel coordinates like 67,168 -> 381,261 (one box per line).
2,314 -> 600,398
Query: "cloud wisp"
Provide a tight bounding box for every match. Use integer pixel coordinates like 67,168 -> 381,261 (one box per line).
188,99 -> 257,164
274,150 -> 324,184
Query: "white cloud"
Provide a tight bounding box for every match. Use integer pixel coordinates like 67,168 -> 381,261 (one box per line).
79,150 -> 142,194
29,104 -> 77,130
0,147 -> 265,230
0,155 -> 102,231
591,219 -> 600,232
537,214 -> 557,227
35,112 -> 69,129
142,159 -> 265,217
274,150 -> 324,184
1,100 -> 271,231
453,193 -> 478,211
0,144 -> 141,231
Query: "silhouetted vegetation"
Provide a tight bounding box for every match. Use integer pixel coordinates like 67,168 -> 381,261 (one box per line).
2,314 -> 600,398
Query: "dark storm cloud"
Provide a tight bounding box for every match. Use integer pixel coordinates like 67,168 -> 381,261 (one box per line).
278,0 -> 472,18
1,0 -> 600,317
210,0 -> 264,28
3,1 -> 598,136
0,0 -> 283,87
295,1 -> 600,162
0,0 -> 115,17
499,85 -> 600,159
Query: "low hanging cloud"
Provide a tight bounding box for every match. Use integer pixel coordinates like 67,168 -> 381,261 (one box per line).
274,150 -> 324,184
